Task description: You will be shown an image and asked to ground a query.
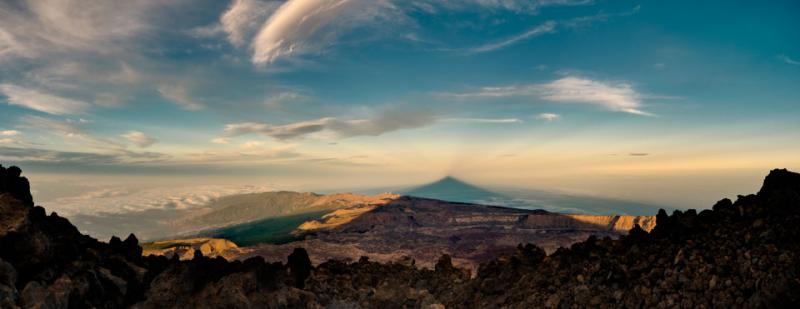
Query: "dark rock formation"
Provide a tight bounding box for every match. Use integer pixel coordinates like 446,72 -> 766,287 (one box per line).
1,164 -> 799,308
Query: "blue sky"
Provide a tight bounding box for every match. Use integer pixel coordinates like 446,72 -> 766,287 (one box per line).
1,0 -> 799,210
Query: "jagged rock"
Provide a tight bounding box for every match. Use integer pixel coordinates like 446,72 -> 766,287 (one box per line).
287,248 -> 312,288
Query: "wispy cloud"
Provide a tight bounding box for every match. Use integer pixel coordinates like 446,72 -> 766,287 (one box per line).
244,0 -> 594,65
469,21 -> 556,53
778,54 -> 800,65
412,0 -> 593,14
537,77 -> 653,116
157,85 -> 204,110
0,0 -> 165,62
0,146 -> 170,170
0,84 -> 91,115
20,115 -> 125,149
264,91 -> 307,108
221,0 -> 282,47
441,117 -> 522,124
2,116 -> 170,166
560,4 -> 640,29
443,76 -> 654,116
211,137 -> 230,144
224,106 -> 436,140
122,131 -> 158,148
0,130 -> 18,136
251,0 -> 393,65
536,113 -> 560,121
462,5 -> 638,53
0,146 -> 122,164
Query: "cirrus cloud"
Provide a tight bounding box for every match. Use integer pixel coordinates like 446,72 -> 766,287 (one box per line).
537,77 -> 652,116
0,84 -> 91,115
224,106 -> 436,140
221,0 -> 282,47
442,76 -> 654,116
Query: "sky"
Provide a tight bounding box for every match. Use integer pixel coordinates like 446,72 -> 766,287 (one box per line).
1,0 -> 799,217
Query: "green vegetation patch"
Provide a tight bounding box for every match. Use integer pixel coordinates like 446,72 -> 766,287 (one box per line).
201,210 -> 328,247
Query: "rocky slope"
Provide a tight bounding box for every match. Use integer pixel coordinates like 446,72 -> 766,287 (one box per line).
231,198 -> 655,270
1,164 -> 799,308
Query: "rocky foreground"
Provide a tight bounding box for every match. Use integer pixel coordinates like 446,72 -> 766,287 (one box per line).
1,165 -> 799,308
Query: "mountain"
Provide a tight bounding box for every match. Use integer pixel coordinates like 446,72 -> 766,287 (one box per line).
2,165 -> 799,307
403,176 -> 503,203
232,196 -> 656,271
160,193 -> 656,268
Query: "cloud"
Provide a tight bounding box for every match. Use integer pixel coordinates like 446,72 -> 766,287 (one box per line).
0,104 -> 175,173
0,145 -> 168,167
157,85 -> 204,110
778,54 -> 800,65
0,84 -> 91,115
211,137 -> 230,144
452,4 -> 636,54
443,76 -> 654,116
0,130 -> 18,144
122,131 -> 158,148
629,153 -> 649,157
221,0 -> 282,47
185,144 -> 301,163
20,115 -> 127,149
469,21 -> 556,53
264,91 -> 307,108
441,117 -> 522,124
560,4 -> 639,29
242,140 -> 265,149
413,0 -> 593,14
202,0 -> 597,65
0,0 -> 163,62
224,106 -> 436,140
21,115 -> 83,136
251,0 -> 357,65
0,146 -> 121,164
537,77 -> 652,116
251,0 -> 408,65
536,113 -> 560,121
